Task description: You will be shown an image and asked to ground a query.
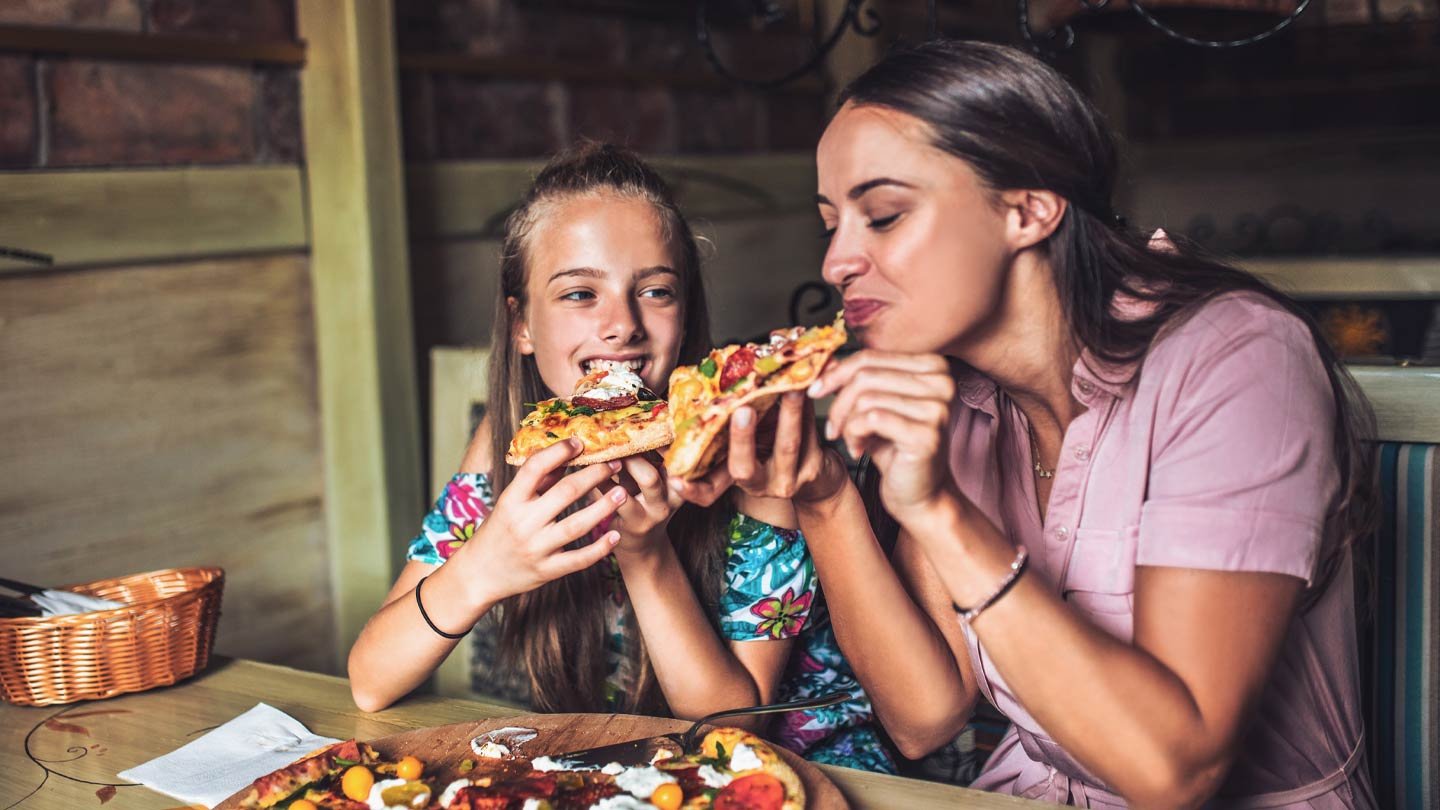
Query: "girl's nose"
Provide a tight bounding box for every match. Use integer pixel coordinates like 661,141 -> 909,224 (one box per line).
600,298 -> 644,344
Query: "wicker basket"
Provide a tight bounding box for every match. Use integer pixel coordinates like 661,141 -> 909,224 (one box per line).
0,567 -> 224,706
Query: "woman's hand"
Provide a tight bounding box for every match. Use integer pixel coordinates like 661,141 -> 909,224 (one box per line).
809,351 -> 955,522
451,438 -> 627,605
670,392 -> 850,509
598,453 -> 684,560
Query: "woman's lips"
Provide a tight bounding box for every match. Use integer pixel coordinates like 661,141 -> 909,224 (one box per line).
843,299 -> 885,328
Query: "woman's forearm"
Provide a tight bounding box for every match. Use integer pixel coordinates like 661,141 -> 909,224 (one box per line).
795,483 -> 976,757
617,542 -> 777,723
347,561 -> 496,712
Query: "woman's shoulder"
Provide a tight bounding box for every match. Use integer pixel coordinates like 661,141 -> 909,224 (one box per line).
1144,290 -> 1322,380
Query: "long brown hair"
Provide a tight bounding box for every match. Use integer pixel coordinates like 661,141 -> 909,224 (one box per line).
487,142 -> 726,712
841,41 -> 1377,605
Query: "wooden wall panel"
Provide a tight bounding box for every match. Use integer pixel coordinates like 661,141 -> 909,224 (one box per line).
0,254 -> 333,672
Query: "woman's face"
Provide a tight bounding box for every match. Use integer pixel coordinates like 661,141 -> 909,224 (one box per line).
515,194 -> 685,396
816,102 -> 1013,355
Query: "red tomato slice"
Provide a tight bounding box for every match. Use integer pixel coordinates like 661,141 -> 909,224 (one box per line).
714,772 -> 785,810
719,347 -> 756,391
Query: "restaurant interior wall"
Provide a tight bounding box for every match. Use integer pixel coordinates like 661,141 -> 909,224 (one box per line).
0,1 -> 337,673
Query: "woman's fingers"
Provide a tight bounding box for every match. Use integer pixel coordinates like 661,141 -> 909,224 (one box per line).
621,455 -> 667,505
544,530 -> 621,579
535,459 -> 623,516
770,392 -> 807,490
824,368 -> 952,443
670,467 -> 734,508
838,403 -> 942,461
548,485 -> 627,546
726,406 -> 760,484
809,350 -> 950,399
828,388 -> 949,444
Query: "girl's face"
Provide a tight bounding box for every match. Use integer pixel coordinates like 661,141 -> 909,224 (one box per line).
816,102 -> 1013,355
515,194 -> 685,396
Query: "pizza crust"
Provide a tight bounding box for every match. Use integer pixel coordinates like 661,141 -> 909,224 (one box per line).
506,416 -> 674,467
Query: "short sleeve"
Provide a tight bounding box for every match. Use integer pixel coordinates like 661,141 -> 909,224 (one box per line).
1137,298 -> 1339,584
406,472 -> 495,566
717,512 -> 818,641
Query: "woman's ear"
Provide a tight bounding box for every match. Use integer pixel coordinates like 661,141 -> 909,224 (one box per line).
999,189 -> 1067,252
508,296 -> 535,355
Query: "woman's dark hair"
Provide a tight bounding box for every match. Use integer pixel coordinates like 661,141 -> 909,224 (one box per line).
842,40 -> 1376,604
489,141 -> 725,712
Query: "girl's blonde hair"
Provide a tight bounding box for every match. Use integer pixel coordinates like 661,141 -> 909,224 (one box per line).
488,141 -> 724,713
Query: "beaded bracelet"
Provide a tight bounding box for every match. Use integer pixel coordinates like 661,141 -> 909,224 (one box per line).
415,575 -> 469,640
952,545 -> 1029,625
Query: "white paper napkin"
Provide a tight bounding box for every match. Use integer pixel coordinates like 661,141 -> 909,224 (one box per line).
117,702 -> 342,808
32,589 -> 123,616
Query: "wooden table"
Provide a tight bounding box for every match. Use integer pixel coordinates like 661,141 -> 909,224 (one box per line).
0,658 -> 1040,809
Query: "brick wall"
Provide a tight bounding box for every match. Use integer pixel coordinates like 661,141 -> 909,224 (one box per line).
0,0 -> 301,169
395,1 -> 829,158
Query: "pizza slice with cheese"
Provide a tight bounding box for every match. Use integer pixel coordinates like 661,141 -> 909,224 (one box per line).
506,360 -> 673,467
665,314 -> 847,481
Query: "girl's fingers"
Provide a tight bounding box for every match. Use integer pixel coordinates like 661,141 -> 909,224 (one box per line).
544,530 -> 621,579
510,438 -> 584,494
669,468 -> 733,508
770,392 -> 807,487
535,459 -> 623,516
548,485 -> 628,547
809,350 -> 950,399
621,455 -> 667,505
726,406 -> 760,484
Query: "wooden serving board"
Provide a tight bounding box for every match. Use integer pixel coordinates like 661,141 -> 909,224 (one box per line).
216,712 -> 848,809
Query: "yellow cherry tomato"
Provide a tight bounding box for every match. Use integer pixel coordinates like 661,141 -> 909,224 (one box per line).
341,764 -> 375,802
289,801 -> 318,810
396,755 -> 425,780
650,782 -> 684,810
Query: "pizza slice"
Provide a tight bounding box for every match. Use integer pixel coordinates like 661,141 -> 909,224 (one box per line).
506,360 -> 673,467
236,739 -> 379,809
665,314 -> 848,481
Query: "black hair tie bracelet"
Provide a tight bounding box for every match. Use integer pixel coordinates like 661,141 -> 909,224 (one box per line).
415,575 -> 469,639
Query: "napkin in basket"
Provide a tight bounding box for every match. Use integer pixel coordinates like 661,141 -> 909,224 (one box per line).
117,702 -> 342,808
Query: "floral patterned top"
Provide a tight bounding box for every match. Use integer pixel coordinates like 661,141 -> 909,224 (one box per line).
407,472 -> 895,774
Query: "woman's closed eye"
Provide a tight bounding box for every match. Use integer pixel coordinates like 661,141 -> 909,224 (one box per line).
819,213 -> 903,241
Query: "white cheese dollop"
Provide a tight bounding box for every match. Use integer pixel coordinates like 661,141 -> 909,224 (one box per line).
366,778 -> 430,810
521,800 -> 548,810
471,740 -> 509,759
697,763 -> 733,788
601,761 -> 626,775
614,765 -> 678,799
729,743 -> 763,773
439,779 -> 470,808
580,367 -> 644,400
592,796 -> 656,810
528,755 -> 596,772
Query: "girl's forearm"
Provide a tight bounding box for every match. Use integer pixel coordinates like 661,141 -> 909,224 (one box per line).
795,484 -> 976,756
617,543 -> 773,721
347,562 -> 496,712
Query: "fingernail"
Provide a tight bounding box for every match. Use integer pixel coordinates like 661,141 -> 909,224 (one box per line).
568,437 -> 583,451
807,381 -> 823,398
606,531 -> 621,546
735,407 -> 753,428
824,420 -> 837,441
608,460 -> 622,472
610,488 -> 628,503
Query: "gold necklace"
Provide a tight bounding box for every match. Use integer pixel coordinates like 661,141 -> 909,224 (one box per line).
1027,421 -> 1054,479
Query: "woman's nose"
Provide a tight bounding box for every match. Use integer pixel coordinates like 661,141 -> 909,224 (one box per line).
822,228 -> 869,289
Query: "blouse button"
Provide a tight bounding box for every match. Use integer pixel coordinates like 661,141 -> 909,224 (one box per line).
1054,526 -> 1070,541
1076,380 -> 1095,395
1074,446 -> 1090,462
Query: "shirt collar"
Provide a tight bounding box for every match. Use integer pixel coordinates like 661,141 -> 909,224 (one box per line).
952,351 -> 1136,416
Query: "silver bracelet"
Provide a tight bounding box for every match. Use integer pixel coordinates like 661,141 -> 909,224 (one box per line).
952,545 -> 1029,625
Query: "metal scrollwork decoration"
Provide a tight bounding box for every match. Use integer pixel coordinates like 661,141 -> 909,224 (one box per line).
1019,0 -> 1314,55
695,0 -> 884,90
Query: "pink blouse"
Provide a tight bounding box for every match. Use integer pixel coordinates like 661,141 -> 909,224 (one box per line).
950,293 -> 1373,808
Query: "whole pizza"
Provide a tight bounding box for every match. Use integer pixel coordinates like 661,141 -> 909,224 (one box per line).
235,727 -> 806,810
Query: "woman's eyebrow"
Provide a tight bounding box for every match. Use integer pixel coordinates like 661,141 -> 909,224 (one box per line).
815,177 -> 917,207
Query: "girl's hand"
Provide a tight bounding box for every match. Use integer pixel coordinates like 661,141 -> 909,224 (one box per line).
671,391 -> 850,509
597,453 -> 684,559
454,438 -> 628,604
809,351 -> 955,522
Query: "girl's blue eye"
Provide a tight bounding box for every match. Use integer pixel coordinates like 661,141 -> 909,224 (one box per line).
561,290 -> 595,301
641,287 -> 675,300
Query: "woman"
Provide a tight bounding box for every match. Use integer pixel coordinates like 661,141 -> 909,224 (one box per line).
676,41 -> 1375,807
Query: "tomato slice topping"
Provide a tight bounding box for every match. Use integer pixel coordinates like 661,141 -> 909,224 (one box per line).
719,347 -> 756,391
714,772 -> 785,810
